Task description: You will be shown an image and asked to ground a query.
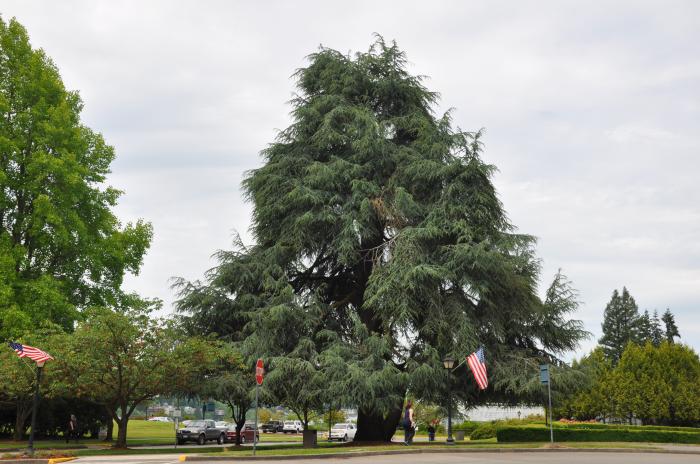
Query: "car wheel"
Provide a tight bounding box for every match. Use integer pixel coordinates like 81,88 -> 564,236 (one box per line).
343,434 -> 348,442
197,434 -> 205,446
177,439 -> 185,445
217,433 -> 225,445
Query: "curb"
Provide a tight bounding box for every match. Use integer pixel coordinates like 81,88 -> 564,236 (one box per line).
0,458 -> 76,464
179,447 -> 700,461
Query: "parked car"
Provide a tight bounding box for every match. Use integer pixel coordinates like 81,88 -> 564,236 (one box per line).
176,420 -> 226,445
282,420 -> 303,433
225,423 -> 259,444
148,416 -> 172,422
328,423 -> 356,442
261,420 -> 284,433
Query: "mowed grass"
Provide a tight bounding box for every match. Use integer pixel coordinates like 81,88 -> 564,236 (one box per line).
0,441 -> 83,450
1,420 -> 304,451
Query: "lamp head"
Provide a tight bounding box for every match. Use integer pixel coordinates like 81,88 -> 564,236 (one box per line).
442,356 -> 455,370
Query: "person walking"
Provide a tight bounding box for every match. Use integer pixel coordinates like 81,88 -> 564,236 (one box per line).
403,400 -> 415,445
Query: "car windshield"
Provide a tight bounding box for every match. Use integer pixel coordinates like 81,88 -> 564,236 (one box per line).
333,423 -> 348,429
188,421 -> 206,427
284,421 -> 294,425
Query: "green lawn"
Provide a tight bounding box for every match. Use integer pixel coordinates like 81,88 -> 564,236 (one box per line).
0,441 -> 84,450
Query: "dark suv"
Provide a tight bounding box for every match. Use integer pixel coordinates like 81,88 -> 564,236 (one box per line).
176,420 -> 226,445
261,421 -> 284,433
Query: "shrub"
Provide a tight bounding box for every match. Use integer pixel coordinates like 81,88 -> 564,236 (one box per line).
453,421 -> 479,436
496,425 -> 700,443
470,423 -> 497,440
552,422 -> 700,433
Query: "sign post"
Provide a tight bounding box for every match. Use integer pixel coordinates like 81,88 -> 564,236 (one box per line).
172,409 -> 181,449
539,364 -> 553,443
254,359 -> 264,456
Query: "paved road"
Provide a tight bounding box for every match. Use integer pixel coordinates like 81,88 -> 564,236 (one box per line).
73,451 -> 700,464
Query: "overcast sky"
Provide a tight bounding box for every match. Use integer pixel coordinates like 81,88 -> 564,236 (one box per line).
3,0 -> 699,357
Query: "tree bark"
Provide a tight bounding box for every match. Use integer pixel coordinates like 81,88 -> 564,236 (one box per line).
115,419 -> 128,448
354,404 -> 403,442
13,400 -> 32,441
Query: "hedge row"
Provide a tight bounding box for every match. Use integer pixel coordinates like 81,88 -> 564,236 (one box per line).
497,426 -> 700,444
553,422 -> 700,433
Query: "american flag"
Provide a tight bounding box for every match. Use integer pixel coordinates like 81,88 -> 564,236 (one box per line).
8,342 -> 54,364
467,347 -> 488,390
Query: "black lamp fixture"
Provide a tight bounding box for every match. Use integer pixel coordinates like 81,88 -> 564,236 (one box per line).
442,356 -> 456,444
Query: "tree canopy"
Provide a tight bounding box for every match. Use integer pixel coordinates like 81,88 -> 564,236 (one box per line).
0,17 -> 152,339
176,37 -> 587,441
53,303 -> 217,448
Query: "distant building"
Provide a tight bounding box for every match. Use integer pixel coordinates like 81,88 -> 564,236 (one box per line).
461,405 -> 544,421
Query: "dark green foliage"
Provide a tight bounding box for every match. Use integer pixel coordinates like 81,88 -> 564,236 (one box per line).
661,308 -> 680,343
469,422 -> 497,439
599,287 -> 639,364
0,17 -> 152,338
496,425 -> 700,443
176,37 -> 587,441
635,310 -> 652,344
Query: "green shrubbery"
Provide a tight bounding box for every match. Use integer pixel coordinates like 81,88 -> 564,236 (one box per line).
497,425 -> 700,443
453,421 -> 479,436
469,423 -> 498,440
553,422 -> 700,432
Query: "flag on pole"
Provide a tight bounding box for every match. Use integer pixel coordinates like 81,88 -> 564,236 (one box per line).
467,346 -> 488,390
8,342 -> 54,364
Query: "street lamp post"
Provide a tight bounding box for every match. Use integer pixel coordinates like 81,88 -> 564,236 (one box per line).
442,356 -> 456,444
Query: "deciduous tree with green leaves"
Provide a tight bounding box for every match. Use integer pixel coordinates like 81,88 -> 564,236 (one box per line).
263,353 -> 326,430
0,17 -> 152,339
176,37 -> 587,441
0,325 -> 61,440
53,302 -> 217,448
200,343 -> 255,446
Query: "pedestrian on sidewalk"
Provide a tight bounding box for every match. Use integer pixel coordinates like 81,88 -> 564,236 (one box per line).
403,400 -> 415,445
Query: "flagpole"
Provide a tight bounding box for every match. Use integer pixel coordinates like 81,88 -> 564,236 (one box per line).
27,361 -> 44,456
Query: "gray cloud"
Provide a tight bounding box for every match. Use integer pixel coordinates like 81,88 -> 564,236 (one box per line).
3,0 -> 698,357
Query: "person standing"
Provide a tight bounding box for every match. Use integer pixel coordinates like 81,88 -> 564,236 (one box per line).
403,401 -> 415,445
427,422 -> 436,442
68,414 -> 78,443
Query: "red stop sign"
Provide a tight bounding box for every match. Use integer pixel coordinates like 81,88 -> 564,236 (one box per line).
255,358 -> 264,385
